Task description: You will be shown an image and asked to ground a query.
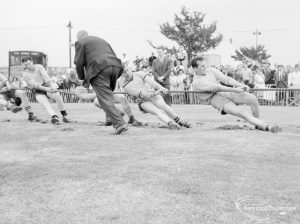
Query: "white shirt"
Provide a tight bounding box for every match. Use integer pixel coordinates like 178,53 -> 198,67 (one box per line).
288,71 -> 300,88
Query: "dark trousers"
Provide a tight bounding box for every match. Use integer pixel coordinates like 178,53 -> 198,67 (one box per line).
160,83 -> 171,106
90,66 -> 125,128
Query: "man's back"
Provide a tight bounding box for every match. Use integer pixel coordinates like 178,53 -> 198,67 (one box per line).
74,36 -> 122,82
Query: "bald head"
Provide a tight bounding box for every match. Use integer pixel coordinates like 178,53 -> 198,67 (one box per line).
77,30 -> 88,40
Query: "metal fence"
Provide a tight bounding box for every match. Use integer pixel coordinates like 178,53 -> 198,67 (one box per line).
169,89 -> 300,106
24,88 -> 300,107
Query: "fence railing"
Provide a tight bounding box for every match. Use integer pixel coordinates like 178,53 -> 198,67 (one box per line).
24,88 -> 300,107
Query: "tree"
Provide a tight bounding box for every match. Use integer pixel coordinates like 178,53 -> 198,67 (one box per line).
146,40 -> 179,56
231,45 -> 271,64
155,6 -> 223,63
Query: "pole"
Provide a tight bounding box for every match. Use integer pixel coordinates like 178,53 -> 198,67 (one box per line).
67,21 -> 73,68
252,28 -> 262,49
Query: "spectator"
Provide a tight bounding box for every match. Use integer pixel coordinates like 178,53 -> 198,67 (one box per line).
121,53 -> 130,66
11,77 -> 20,88
263,62 -> 275,86
286,65 -> 294,74
288,64 -> 300,105
275,65 -> 288,88
152,48 -> 173,106
288,64 -> 300,88
133,56 -> 142,71
253,66 -> 265,88
170,68 -> 186,91
148,52 -> 156,66
241,62 -> 253,87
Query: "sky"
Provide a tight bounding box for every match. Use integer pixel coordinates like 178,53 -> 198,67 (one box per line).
0,0 -> 300,67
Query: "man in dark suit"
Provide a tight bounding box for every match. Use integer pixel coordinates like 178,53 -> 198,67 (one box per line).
74,30 -> 128,134
275,65 -> 288,88
152,49 -> 173,106
274,65 -> 288,104
148,52 -> 156,67
263,62 -> 275,86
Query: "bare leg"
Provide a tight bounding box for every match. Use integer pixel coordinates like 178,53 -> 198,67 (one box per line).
229,92 -> 260,118
15,90 -> 33,113
47,92 -> 65,111
93,98 -> 102,109
0,98 -> 9,108
223,102 -> 266,129
151,95 -> 177,119
140,102 -> 172,124
0,95 -> 21,113
113,95 -> 133,118
35,94 -> 56,117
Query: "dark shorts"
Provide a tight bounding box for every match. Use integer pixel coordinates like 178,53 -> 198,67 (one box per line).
33,89 -> 48,97
210,93 -> 231,115
137,100 -> 148,113
210,92 -> 255,115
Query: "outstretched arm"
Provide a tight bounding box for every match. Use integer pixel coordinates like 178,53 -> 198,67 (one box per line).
212,68 -> 249,90
193,81 -> 244,93
144,76 -> 167,92
74,86 -> 96,101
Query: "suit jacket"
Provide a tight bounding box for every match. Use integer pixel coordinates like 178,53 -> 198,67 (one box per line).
264,69 -> 275,85
151,56 -> 173,85
74,36 -> 122,84
275,70 -> 288,88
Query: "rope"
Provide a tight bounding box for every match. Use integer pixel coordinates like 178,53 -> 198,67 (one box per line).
3,88 -> 300,95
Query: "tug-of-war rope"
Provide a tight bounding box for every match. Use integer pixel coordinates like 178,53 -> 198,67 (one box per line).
2,87 -> 298,96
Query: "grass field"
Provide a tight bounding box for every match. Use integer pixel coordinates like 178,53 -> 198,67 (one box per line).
0,103 -> 299,224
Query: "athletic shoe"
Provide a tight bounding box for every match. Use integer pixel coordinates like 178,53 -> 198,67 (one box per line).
178,120 -> 192,128
120,111 -> 125,117
10,105 -> 22,113
113,123 -> 129,135
128,116 -> 136,124
105,115 -> 112,126
28,113 -> 41,122
131,120 -> 143,126
51,116 -> 60,125
105,117 -> 113,126
268,125 -> 281,133
168,122 -> 181,130
62,115 -> 71,123
105,121 -> 113,126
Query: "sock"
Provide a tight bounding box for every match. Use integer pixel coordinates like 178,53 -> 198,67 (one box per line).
174,116 -> 182,124
25,106 -> 32,114
60,110 -> 67,116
